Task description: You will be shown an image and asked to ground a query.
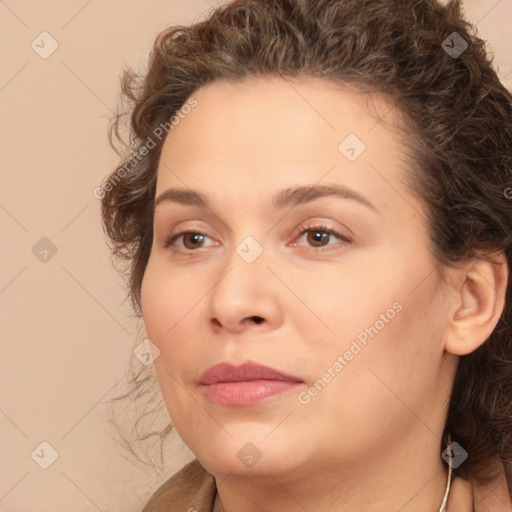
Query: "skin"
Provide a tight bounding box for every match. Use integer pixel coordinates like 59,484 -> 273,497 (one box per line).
140,76 -> 508,512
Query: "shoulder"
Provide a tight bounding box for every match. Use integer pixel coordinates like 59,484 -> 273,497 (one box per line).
141,459 -> 216,512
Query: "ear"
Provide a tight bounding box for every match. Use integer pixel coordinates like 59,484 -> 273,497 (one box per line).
444,252 -> 509,356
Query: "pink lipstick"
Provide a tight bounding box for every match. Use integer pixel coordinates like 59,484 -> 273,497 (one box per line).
199,362 -> 303,405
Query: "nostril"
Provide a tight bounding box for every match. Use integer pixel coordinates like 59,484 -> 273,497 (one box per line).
251,316 -> 264,324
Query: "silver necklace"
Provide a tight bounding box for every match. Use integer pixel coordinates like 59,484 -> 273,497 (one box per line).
438,434 -> 454,512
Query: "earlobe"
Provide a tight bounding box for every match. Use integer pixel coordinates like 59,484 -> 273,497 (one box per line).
445,252 -> 508,356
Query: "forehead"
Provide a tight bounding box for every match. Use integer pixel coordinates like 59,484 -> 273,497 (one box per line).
154,76 -> 420,219
161,76 -> 403,160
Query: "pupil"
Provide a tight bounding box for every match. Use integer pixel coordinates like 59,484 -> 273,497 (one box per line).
186,233 -> 203,248
310,230 -> 327,246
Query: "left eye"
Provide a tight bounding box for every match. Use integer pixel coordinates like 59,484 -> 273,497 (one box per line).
293,224 -> 351,250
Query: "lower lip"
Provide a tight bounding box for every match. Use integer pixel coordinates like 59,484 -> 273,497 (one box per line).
202,380 -> 302,405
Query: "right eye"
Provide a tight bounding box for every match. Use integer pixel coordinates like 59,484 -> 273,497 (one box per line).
163,230 -> 217,251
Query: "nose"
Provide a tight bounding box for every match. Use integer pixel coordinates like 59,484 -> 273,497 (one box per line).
207,247 -> 284,334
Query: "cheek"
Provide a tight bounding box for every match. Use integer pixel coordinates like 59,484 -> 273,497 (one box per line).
140,259 -> 214,386
278,253 -> 407,353
300,246 -> 446,407
140,265 -> 198,426
319,271 -> 446,422
141,259 -> 201,342
296,287 -> 446,460
140,262 -> 190,399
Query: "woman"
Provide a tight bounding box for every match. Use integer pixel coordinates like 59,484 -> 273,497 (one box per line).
100,0 -> 512,510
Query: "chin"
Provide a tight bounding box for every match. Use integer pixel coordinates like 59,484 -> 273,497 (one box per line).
190,429 -> 308,478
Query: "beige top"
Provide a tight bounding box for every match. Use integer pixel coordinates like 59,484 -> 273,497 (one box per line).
141,458 -> 512,511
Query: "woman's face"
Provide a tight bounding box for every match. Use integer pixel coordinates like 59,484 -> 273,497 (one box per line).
141,77 -> 454,479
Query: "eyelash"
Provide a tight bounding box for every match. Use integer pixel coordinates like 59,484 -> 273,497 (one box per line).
162,224 -> 351,253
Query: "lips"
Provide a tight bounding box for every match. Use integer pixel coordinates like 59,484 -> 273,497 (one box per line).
199,362 -> 304,405
199,362 -> 302,385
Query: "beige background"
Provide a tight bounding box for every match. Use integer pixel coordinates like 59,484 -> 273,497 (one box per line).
1,1 -> 510,510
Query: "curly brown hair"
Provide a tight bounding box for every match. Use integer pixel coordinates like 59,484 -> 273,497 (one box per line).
100,0 -> 512,485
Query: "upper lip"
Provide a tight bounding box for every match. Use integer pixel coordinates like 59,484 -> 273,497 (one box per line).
199,362 -> 303,385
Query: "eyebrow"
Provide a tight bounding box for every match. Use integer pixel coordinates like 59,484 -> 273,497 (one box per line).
154,184 -> 378,212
